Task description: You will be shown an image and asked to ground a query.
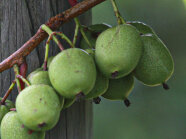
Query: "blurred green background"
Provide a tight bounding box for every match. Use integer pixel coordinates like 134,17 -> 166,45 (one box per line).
92,0 -> 186,139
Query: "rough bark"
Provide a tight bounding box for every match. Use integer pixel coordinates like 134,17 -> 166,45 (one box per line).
0,0 -> 92,139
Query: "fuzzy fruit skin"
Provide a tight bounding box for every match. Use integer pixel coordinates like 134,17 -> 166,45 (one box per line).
28,69 -> 65,111
84,48 -> 95,57
1,111 -> 45,139
49,48 -> 97,98
127,21 -> 156,35
134,34 -> 174,86
86,71 -> 109,99
27,68 -> 42,81
0,98 -> 15,123
63,98 -> 76,109
16,85 -> 61,131
28,71 -> 51,86
95,24 -> 143,79
80,24 -> 111,49
102,75 -> 134,100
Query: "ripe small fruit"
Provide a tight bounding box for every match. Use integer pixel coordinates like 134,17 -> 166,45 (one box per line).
1,111 -> 45,139
49,48 -> 97,98
95,24 -> 143,79
102,75 -> 134,107
0,98 -> 14,123
16,85 -> 61,131
28,71 -> 51,86
134,34 -> 174,86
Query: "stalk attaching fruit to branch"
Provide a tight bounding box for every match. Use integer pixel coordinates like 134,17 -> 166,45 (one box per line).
110,0 -> 126,24
16,75 -> 31,87
41,25 -> 64,51
13,65 -> 22,93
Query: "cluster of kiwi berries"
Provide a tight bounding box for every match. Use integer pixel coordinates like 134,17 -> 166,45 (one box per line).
0,20 -> 174,139
0,3 -> 174,139
81,21 -> 174,103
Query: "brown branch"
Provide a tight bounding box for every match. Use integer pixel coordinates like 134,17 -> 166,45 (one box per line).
0,0 -> 106,73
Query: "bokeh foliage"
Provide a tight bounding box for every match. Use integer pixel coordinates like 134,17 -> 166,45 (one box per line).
92,0 -> 186,138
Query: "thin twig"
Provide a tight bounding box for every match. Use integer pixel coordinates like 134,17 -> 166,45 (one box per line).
43,33 -> 56,71
110,0 -> 125,24
13,65 -> 22,93
74,18 -> 93,48
16,75 -> 31,87
0,80 -> 16,105
56,32 -> 75,48
41,25 -> 64,51
73,21 -> 79,46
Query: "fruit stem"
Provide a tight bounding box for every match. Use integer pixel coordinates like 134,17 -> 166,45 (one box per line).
43,31 -> 74,71
73,18 -> 80,46
16,75 -> 31,86
69,0 -> 93,48
74,18 -> 93,48
110,0 -> 126,25
43,34 -> 53,71
13,64 -> 22,93
41,24 -> 64,51
55,32 -> 75,48
0,80 -> 16,105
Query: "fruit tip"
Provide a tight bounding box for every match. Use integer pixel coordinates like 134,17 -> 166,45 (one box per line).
124,99 -> 131,107
162,83 -> 169,90
93,97 -> 101,104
